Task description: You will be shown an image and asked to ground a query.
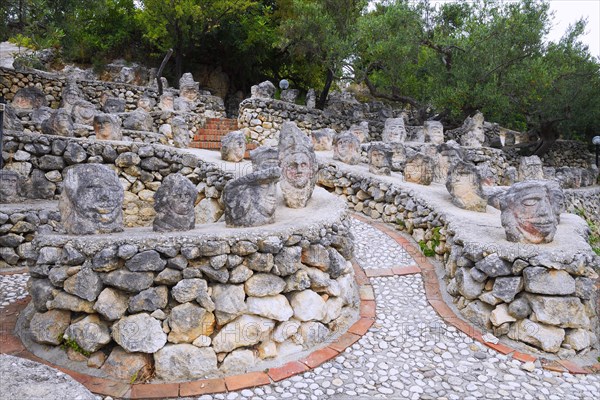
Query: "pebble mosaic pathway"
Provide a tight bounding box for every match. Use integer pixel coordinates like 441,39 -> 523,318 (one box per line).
0,216 -> 598,400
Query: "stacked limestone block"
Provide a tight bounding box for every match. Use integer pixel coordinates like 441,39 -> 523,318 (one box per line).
26,190 -> 359,381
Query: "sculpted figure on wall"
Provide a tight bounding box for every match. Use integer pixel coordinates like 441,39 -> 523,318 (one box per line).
42,109 -> 74,137
221,131 -> 246,162
446,161 -> 488,212
333,132 -> 361,165
368,143 -> 392,176
250,146 -> 279,171
59,164 -> 124,235
278,122 -> 318,208
94,114 -> 122,140
0,171 -> 21,203
382,117 -> 407,143
424,121 -> 444,144
499,180 -> 565,244
153,174 -> 197,232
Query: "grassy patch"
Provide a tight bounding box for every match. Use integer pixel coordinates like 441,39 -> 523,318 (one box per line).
574,208 -> 600,256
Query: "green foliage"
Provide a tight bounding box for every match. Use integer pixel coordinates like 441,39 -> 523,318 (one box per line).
418,227 -> 441,257
60,337 -> 91,357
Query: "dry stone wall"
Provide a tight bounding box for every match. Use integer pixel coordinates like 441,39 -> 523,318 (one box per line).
318,161 -> 599,355
25,190 -> 359,381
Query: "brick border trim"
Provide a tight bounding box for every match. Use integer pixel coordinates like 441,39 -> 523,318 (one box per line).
351,212 -> 600,375
0,260 -> 376,398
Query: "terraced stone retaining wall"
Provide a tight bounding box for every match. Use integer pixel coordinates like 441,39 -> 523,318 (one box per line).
318,162 -> 599,355
0,67 -> 226,117
24,192 -> 358,381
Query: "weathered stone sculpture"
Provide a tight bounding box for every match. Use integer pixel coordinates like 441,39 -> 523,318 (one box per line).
103,97 -> 126,113
21,169 -> 56,200
311,128 -> 336,151
41,109 -> 74,136
12,86 -> 48,109
280,89 -> 299,103
60,80 -> 84,113
153,174 -> 197,232
174,96 -> 191,112
31,106 -> 53,124
94,114 -> 122,140
518,155 -> 544,181
250,146 -> 279,170
179,72 -> 200,102
59,164 -> 124,235
499,180 -> 565,244
159,93 -> 174,111
221,131 -> 246,162
446,161 -> 488,212
223,167 -> 281,227
459,112 -> 485,147
333,132 -> 361,165
278,122 -> 318,208
0,171 -> 21,203
137,96 -> 156,112
71,100 -> 97,125
349,122 -> 369,143
404,153 -> 434,185
123,109 -> 153,131
171,117 -> 190,148
390,143 -> 407,172
2,104 -> 23,131
434,141 -> 464,182
424,121 -> 444,144
368,143 -> 392,176
382,117 -> 407,143
250,81 -> 276,99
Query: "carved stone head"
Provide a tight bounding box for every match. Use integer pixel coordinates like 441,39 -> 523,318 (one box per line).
382,117 -> 407,143
179,72 -> 199,102
60,80 -> 83,113
171,116 -> 190,148
349,121 -> 369,143
424,121 -> 444,144
404,153 -> 434,185
250,146 -> 279,171
159,93 -> 174,111
446,160 -> 487,212
153,173 -> 197,232
221,131 -> 246,162
59,164 -> 124,235
12,86 -> 48,110
94,114 -> 122,140
278,122 -> 318,208
41,109 -> 74,136
459,112 -> 485,147
333,132 -> 361,165
368,143 -> 392,176
137,95 -> 155,112
250,81 -> 276,99
102,97 -> 126,113
311,128 -> 336,151
518,155 -> 544,181
0,170 -> 21,203
499,180 -> 565,244
223,167 -> 281,227
71,100 -> 97,125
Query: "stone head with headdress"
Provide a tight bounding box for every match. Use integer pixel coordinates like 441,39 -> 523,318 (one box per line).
223,167 -> 281,227
278,122 -> 318,208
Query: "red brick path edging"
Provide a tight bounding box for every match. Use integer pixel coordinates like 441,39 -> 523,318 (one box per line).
0,261 -> 376,398
350,212 -> 600,375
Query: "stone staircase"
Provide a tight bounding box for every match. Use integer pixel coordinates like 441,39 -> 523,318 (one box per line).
190,117 -> 239,150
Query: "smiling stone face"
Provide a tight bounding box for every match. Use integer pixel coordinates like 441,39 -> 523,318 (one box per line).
500,181 -> 564,244
60,164 -> 124,235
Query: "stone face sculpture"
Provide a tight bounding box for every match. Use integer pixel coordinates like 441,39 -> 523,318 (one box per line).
333,132 -> 361,165
71,100 -> 97,125
278,122 -> 318,208
250,146 -> 279,171
390,143 -> 407,172
499,180 -> 565,244
12,86 -> 48,109
41,109 -> 74,136
435,141 -> 464,182
153,173 -> 197,232
171,117 -> 190,148
59,164 -> 124,235
250,81 -> 276,99
382,117 -> 407,143
311,128 -> 335,151
60,80 -> 84,113
94,114 -> 122,140
137,96 -> 156,112
0,170 -> 21,203
424,121 -> 444,144
159,93 -> 174,111
280,89 -> 299,103
349,122 -> 369,143
103,97 -> 126,113
459,112 -> 485,147
404,153 -> 434,185
518,155 -> 544,181
31,106 -> 53,124
179,72 -> 199,102
221,131 -> 246,162
21,169 -> 56,200
446,161 -> 488,212
123,109 -> 153,131
223,167 -> 281,227
368,143 -> 392,176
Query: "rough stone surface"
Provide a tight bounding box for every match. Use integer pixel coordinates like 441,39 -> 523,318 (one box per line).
168,302 -> 215,343
128,286 -> 168,313
102,270 -> 154,293
508,319 -> 565,353
64,314 -> 111,353
212,315 -> 275,353
404,153 -> 434,185
289,289 -> 327,321
247,295 -> 294,321
211,284 -> 247,325
93,288 -> 129,320
154,344 -> 218,381
244,273 -> 286,297
333,131 -> 361,165
29,309 -> 71,345
527,295 -> 589,328
221,131 -> 246,162
446,160 -> 487,212
368,142 -> 392,176
112,313 -> 167,353
522,267 -> 576,295
63,268 -> 103,301
153,173 -> 197,232
100,347 -> 152,381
